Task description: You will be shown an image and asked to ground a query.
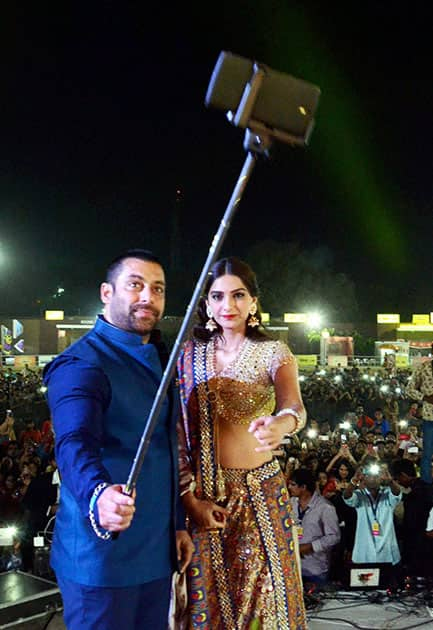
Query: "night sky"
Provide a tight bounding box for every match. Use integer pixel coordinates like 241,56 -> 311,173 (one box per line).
1,3 -> 432,321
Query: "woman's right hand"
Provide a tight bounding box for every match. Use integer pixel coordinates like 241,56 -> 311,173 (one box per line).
183,493 -> 229,530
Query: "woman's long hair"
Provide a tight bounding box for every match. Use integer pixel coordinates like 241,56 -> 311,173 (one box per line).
193,257 -> 269,342
334,458 -> 354,480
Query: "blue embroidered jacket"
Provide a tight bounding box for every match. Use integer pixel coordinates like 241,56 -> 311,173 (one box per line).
43,315 -> 183,586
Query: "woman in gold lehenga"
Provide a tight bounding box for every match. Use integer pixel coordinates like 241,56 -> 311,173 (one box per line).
177,257 -> 307,629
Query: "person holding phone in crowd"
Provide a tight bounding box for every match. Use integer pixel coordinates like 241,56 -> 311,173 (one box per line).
343,459 -> 402,566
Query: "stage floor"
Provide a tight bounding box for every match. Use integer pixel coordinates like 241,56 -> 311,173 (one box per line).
42,600 -> 433,630
307,590 -> 433,629
3,584 -> 433,629
0,571 -> 62,629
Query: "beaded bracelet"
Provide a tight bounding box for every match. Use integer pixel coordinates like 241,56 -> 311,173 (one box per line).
180,479 -> 197,497
88,482 -> 112,541
276,407 -> 303,434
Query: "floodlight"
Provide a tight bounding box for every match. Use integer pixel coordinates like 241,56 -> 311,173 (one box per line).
0,526 -> 17,546
306,312 -> 322,329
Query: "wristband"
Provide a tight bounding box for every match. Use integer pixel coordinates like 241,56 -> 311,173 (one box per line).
88,482 -> 111,540
276,407 -> 303,434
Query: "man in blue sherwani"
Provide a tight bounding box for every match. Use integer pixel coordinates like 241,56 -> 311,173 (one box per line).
43,249 -> 193,629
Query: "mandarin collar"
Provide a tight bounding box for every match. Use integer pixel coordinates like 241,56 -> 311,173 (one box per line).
94,314 -> 154,347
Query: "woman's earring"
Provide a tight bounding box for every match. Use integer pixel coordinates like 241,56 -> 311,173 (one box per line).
205,306 -> 218,332
248,303 -> 259,328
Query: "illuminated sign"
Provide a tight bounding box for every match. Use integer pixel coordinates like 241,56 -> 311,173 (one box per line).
412,314 -> 430,325
284,313 -> 307,323
377,314 -> 400,324
45,310 -> 64,321
395,355 -> 409,367
261,312 -> 270,323
397,324 -> 433,332
296,355 -> 318,367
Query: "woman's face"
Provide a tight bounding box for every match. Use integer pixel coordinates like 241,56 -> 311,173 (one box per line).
206,274 -> 256,335
317,471 -> 328,487
339,464 -> 349,478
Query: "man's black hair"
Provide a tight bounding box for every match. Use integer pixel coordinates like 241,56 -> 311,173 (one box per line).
290,468 -> 317,494
390,458 -> 416,478
105,249 -> 163,285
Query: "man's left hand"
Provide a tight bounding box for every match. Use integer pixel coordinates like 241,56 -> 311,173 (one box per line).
299,542 -> 313,558
176,530 -> 194,574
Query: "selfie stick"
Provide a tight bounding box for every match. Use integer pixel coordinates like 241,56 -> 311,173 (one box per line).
119,53 -> 320,534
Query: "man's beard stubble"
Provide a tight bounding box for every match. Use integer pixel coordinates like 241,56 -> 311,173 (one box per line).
128,303 -> 161,336
108,301 -> 161,337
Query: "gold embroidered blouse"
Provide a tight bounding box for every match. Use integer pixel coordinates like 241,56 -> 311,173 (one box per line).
203,337 -> 294,425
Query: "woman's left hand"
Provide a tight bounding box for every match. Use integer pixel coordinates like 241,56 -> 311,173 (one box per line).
248,415 -> 288,452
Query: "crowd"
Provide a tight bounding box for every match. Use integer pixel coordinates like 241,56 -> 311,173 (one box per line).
1,360 -> 432,589
0,366 -> 49,423
0,369 -> 57,573
299,365 -> 411,430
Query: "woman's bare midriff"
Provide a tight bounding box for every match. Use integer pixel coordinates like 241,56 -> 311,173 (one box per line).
217,418 -> 273,469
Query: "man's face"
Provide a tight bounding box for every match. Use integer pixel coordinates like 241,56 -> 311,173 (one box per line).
384,443 -> 395,456
287,479 -> 302,498
374,411 -> 383,422
396,471 -> 411,488
101,258 -> 165,340
364,473 -> 380,490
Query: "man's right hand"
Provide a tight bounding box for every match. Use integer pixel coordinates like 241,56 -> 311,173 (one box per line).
97,484 -> 136,532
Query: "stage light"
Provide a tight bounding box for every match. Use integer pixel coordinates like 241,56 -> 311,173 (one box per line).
306,312 -> 323,329
0,526 -> 18,546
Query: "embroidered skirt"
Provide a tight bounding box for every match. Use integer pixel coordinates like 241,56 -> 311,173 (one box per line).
187,460 -> 307,630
